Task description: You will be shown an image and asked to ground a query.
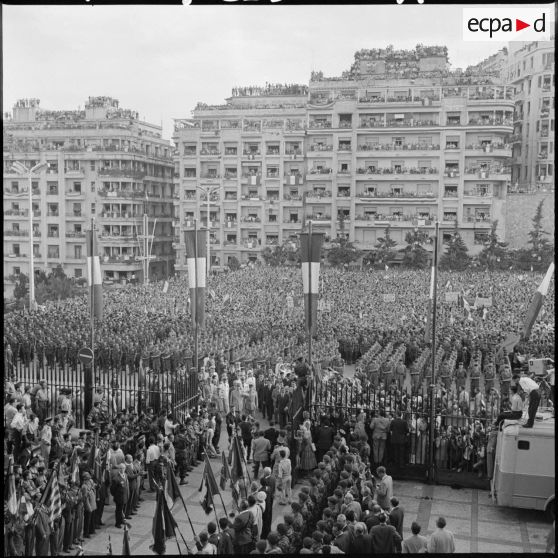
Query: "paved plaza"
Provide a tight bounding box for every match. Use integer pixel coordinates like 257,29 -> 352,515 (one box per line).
77,415 -> 552,555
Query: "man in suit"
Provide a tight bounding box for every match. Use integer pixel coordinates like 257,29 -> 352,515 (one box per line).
389,413 -> 409,469
110,463 -> 129,528
388,497 -> 404,550
264,421 -> 279,448
315,419 -> 335,464
260,467 -> 276,539
349,522 -> 373,554
370,512 -> 402,553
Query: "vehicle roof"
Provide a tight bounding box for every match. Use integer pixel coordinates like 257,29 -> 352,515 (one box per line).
501,416 -> 555,438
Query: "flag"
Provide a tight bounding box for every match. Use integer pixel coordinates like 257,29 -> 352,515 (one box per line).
164,463 -> 182,511
122,524 -> 131,556
522,262 -> 555,340
87,226 -> 103,321
250,174 -> 261,186
7,466 -> 18,516
230,436 -> 244,484
70,447 -> 80,484
300,232 -> 324,335
46,470 -> 62,523
184,229 -> 207,328
220,452 -> 231,491
87,442 -> 97,479
425,265 -> 435,342
19,493 -> 34,518
496,333 -> 521,360
151,486 -> 178,555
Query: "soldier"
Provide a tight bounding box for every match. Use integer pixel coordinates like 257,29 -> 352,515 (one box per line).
174,425 -> 190,485
35,380 -> 50,422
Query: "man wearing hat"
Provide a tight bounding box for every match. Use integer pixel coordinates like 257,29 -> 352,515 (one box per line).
110,463 -> 129,528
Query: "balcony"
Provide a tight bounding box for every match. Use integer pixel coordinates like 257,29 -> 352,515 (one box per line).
99,211 -> 139,219
463,167 -> 511,181
223,240 -> 238,246
199,150 -> 221,158
309,145 -> 334,152
357,191 -> 437,201
101,255 -> 143,266
355,167 -> 439,179
306,214 -> 332,222
306,192 -> 332,202
357,143 -> 440,153
467,118 -> 513,127
240,240 -> 260,249
98,189 -> 146,199
306,168 -> 333,180
64,169 -> 85,178
463,217 -> 491,227
98,168 -> 146,180
308,121 -> 332,130
464,144 -> 512,157
4,209 -> 28,217
66,232 -> 87,239
4,230 -> 29,237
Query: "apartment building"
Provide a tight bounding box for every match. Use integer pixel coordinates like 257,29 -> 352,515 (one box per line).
173,46 -> 513,268
173,85 -> 308,271
3,97 -> 175,296
507,40 -> 555,191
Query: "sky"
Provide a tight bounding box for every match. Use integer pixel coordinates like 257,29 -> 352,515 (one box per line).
2,3 -> 552,140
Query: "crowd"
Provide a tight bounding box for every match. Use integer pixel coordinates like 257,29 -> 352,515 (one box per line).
193,405 -> 461,555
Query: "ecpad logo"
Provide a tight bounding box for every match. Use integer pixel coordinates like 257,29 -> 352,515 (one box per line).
463,8 -> 552,41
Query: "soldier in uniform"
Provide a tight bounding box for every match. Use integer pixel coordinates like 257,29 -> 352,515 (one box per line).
174,425 -> 190,485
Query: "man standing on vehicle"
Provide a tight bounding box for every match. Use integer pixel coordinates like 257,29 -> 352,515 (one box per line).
520,380 -> 541,428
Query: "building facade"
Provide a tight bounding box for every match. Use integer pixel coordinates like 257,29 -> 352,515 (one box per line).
3,97 -> 175,297
507,40 -> 555,191
173,46 -> 514,269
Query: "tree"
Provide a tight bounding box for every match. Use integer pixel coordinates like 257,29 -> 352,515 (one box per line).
327,237 -> 362,268
439,222 -> 471,271
12,273 -> 29,310
374,226 -> 398,266
261,245 -> 288,267
402,228 -> 430,269
525,200 -> 553,271
478,220 -> 509,270
228,256 -> 241,271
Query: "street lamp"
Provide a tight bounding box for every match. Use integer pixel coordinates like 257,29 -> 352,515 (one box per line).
11,161 -> 49,311
197,184 -> 219,277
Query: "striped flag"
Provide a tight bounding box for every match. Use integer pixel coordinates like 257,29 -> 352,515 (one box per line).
70,447 -> 80,484
46,470 -> 63,523
300,232 -> 324,335
184,229 -> 207,328
122,524 -> 131,555
7,463 -> 18,515
522,262 -> 554,340
164,463 -> 181,511
425,265 -> 435,342
86,226 -> 103,321
220,451 -> 231,491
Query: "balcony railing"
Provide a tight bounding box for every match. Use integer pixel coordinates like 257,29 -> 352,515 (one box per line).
309,145 -> 334,152
307,192 -> 332,201
306,214 -> 331,221
66,232 -> 86,238
98,168 -> 146,179
98,190 -> 146,199
308,168 -> 333,175
200,150 -> 221,156
4,209 -> 28,216
467,118 -> 513,127
356,167 -> 438,175
4,230 -> 29,237
358,191 -> 437,199
359,120 -> 439,128
357,143 -> 440,151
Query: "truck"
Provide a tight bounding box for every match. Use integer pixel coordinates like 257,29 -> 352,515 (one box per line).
491,408 -> 555,518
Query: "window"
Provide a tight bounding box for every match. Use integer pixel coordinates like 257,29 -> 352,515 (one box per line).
91,202 -> 96,214
48,225 -> 59,237
518,440 -> 530,450
74,224 -> 82,233
73,182 -> 82,193
47,181 -> 58,195
13,244 -> 20,256
268,214 -> 277,223
392,137 -> 404,147
90,161 -> 95,171
74,246 -> 82,259
48,245 -> 60,259
184,168 -> 196,178
33,244 -> 40,257
48,203 -> 59,216
75,268 -> 82,278
13,267 -> 20,275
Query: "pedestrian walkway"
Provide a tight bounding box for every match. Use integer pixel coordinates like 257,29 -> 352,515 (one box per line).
79,413 -> 550,555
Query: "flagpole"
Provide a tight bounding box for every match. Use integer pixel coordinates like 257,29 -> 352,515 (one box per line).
194,219 -> 199,377
307,221 -> 313,379
89,218 -> 96,419
205,453 -> 228,518
428,221 -> 439,484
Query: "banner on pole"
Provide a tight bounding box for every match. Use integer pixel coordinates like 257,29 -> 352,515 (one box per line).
474,296 -> 493,307
445,292 -> 459,303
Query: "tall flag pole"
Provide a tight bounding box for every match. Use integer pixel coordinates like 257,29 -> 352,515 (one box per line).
185,222 -> 207,375
428,221 -> 440,484
300,224 -> 323,371
86,218 -> 102,422
521,262 -> 554,340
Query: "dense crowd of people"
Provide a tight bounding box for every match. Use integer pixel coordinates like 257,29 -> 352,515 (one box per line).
3,266 -> 554,554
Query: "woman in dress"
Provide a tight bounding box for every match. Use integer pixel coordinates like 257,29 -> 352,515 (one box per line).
298,411 -> 317,475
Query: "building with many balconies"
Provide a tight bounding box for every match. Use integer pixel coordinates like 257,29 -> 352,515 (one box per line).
507,40 -> 554,192
173,46 -> 513,268
3,97 -> 175,296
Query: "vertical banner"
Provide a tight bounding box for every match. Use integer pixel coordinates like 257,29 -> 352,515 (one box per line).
184,230 -> 207,327
522,262 -> 554,340
425,265 -> 435,342
300,232 -> 324,335
86,229 -> 103,321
